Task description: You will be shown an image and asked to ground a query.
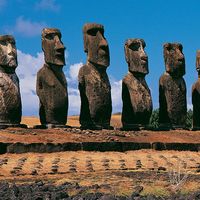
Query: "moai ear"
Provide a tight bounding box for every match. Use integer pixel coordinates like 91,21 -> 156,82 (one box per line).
196,50 -> 200,71
83,34 -> 88,53
163,43 -> 171,64
124,42 -> 130,64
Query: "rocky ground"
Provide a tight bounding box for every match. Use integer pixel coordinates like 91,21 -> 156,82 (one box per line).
0,181 -> 200,199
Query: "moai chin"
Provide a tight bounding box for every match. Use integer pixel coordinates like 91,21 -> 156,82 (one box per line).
36,28 -> 68,127
121,39 -> 153,130
159,43 -> 187,129
78,23 -> 113,130
192,50 -> 200,130
0,35 -> 23,127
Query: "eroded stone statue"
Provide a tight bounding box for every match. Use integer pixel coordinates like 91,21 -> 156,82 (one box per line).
159,43 -> 187,129
36,28 -> 68,127
0,35 -> 23,128
192,50 -> 200,130
78,23 -> 112,130
121,39 -> 152,130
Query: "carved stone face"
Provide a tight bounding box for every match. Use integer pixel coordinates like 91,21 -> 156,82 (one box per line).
42,28 -> 65,66
124,39 -> 148,75
196,50 -> 200,72
164,43 -> 185,77
0,35 -> 17,68
83,23 -> 110,67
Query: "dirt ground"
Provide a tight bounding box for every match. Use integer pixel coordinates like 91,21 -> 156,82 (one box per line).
0,115 -> 198,144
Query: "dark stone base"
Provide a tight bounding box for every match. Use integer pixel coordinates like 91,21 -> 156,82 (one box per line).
158,123 -> 171,131
158,123 -> 186,131
121,124 -> 150,131
80,125 -> 114,130
80,125 -> 102,130
102,125 -> 114,130
33,124 -> 71,129
191,126 -> 200,131
0,124 -> 27,129
172,125 -> 187,130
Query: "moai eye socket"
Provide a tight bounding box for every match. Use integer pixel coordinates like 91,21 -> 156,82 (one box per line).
87,28 -> 104,37
87,28 -> 98,36
129,42 -> 140,51
0,40 -> 7,46
45,33 -> 61,40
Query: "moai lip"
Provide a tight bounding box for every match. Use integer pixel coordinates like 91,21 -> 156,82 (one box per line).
121,38 -> 153,131
159,42 -> 187,130
78,23 -> 113,130
36,28 -> 69,127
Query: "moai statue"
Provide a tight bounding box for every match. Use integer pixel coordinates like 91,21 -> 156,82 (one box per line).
121,39 -> 153,130
159,43 -> 187,129
36,28 -> 68,128
192,50 -> 200,130
78,23 -> 113,130
0,35 -> 25,128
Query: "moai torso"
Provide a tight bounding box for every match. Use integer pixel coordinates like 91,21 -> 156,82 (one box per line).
121,39 -> 152,130
0,35 -> 22,125
36,28 -> 68,125
192,50 -> 200,129
159,43 -> 187,129
78,23 -> 112,130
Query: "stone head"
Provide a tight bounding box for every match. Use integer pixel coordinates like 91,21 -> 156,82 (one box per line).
83,23 -> 110,68
0,35 -> 17,69
124,39 -> 148,75
164,43 -> 185,78
196,50 -> 200,73
42,28 -> 65,66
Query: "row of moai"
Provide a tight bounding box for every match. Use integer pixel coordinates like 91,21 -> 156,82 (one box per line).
0,23 -> 200,130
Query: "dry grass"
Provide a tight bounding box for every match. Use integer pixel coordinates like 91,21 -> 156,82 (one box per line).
21,115 -> 121,128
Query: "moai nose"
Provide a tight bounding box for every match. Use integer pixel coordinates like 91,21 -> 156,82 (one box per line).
7,43 -> 13,55
55,35 -> 65,50
98,31 -> 108,47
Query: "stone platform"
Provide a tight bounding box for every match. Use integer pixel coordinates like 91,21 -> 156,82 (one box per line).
0,127 -> 200,154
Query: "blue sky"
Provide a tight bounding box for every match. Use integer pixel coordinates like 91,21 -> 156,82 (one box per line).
0,0 -> 199,116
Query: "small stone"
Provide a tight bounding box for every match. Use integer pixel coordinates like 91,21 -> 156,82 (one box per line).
31,169 -> 37,175
158,166 -> 166,171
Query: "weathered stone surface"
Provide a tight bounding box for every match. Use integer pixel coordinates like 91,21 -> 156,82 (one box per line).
36,28 -> 68,126
192,50 -> 200,130
159,43 -> 187,129
121,39 -> 152,130
0,35 -> 22,126
78,23 -> 112,130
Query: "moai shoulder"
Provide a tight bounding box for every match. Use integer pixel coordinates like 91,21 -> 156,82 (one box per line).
159,43 -> 187,130
121,38 -> 152,130
36,28 -> 68,128
78,23 -> 112,130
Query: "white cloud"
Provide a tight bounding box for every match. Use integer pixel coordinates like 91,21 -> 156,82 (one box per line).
5,16 -> 46,37
69,63 -> 83,81
35,0 -> 60,12
16,50 -> 44,116
66,63 -> 83,115
111,79 -> 122,114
